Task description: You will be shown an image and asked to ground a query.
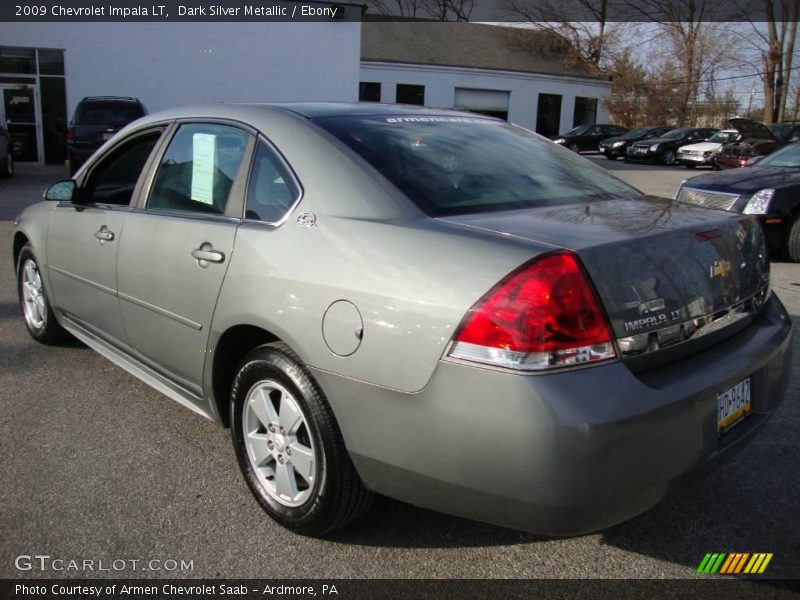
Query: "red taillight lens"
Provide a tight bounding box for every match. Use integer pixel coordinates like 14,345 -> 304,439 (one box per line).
66,127 -> 74,143
449,251 -> 616,370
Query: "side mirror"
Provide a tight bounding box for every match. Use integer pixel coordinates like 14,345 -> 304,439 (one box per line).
44,179 -> 77,202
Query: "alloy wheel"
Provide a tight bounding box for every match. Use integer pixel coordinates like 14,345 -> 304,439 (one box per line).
243,380 -> 317,507
21,259 -> 46,330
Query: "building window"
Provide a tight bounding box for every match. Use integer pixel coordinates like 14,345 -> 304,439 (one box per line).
573,97 -> 598,127
396,84 -> 425,106
536,93 -> 562,138
37,49 -> 65,76
0,48 -> 36,74
359,82 -> 381,102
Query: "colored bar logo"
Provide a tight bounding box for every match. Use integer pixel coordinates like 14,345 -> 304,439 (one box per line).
697,553 -> 773,574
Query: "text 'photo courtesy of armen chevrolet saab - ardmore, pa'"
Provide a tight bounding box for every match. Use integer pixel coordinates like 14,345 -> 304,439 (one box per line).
1,0 -> 800,594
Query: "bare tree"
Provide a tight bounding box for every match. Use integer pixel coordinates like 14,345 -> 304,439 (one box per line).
752,0 -> 798,122
501,0 -> 622,67
365,0 -> 472,20
364,0 -> 428,18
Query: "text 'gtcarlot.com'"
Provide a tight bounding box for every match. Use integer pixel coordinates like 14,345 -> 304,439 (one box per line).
14,554 -> 194,572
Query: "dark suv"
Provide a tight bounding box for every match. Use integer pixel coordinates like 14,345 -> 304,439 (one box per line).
67,97 -> 147,174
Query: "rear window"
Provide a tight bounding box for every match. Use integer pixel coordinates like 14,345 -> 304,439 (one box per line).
314,115 -> 639,217
75,101 -> 145,127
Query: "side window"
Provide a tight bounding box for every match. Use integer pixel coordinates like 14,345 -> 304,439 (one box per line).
245,140 -> 301,224
148,123 -> 249,215
83,131 -> 162,205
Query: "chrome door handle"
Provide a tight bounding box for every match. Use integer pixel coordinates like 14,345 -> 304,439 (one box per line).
191,247 -> 225,264
94,228 -> 114,241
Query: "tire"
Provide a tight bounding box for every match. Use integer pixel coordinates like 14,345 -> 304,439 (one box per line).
69,158 -> 80,176
230,342 -> 373,536
16,244 -> 70,344
0,154 -> 12,178
568,143 -> 580,153
623,155 -> 630,163
605,154 -> 617,160
786,215 -> 800,263
662,149 -> 677,165
684,163 -> 696,169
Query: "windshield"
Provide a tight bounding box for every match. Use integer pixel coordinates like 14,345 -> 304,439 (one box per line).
314,115 -> 640,217
564,125 -> 590,136
708,131 -> 739,143
75,101 -> 145,127
622,128 -> 650,139
661,128 -> 689,140
757,141 -> 800,167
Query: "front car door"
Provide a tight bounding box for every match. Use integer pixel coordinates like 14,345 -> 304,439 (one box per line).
116,121 -> 254,397
46,127 -> 166,346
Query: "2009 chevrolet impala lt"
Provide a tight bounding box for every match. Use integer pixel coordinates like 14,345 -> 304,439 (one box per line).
13,104 -> 793,536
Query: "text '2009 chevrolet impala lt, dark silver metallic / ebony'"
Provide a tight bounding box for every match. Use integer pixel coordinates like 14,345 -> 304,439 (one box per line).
12,103 -> 793,536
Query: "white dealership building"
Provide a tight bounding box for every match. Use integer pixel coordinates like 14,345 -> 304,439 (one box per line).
0,12 -> 610,164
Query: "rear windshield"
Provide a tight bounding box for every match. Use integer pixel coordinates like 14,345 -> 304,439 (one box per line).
75,101 -> 145,126
314,115 -> 640,217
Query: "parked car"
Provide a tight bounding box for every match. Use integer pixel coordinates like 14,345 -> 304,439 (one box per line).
14,104 -> 791,537
714,119 -> 785,170
627,127 -> 719,165
552,123 -> 627,153
0,120 -> 13,178
67,96 -> 147,175
676,140 -> 800,261
598,126 -> 673,160
767,121 -> 800,143
676,129 -> 740,169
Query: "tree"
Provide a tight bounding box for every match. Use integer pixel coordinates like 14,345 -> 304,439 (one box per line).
756,0 -> 798,122
365,0 -> 472,20
602,51 -> 649,127
501,0 -> 622,68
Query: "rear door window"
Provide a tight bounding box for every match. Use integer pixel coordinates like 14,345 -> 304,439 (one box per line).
75,101 -> 146,127
147,123 -> 250,215
245,140 -> 301,224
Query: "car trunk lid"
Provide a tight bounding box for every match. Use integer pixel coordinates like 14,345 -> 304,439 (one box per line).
441,196 -> 769,359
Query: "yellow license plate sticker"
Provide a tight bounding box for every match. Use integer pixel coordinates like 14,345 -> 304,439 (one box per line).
717,378 -> 751,434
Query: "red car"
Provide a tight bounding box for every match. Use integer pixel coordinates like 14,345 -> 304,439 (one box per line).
714,118 -> 785,169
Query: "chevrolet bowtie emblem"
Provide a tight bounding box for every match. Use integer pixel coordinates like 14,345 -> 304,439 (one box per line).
710,260 -> 732,279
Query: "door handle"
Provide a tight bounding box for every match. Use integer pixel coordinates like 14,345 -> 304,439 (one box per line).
94,228 -> 114,241
191,247 -> 225,264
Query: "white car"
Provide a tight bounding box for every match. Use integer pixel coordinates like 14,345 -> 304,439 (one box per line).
677,130 -> 741,168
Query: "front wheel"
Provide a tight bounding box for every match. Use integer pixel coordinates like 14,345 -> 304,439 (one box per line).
605,154 -> 617,160
230,342 -> 373,536
684,163 -> 696,169
568,143 -> 580,153
16,244 -> 70,344
662,150 -> 677,165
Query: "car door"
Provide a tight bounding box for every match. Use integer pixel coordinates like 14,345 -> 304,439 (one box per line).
116,121 -> 254,395
583,125 -> 604,150
46,127 -> 166,346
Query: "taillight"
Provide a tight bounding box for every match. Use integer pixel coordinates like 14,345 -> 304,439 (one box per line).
66,127 -> 74,143
448,251 -> 616,371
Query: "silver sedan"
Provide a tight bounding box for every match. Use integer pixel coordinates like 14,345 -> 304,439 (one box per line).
13,103 -> 793,536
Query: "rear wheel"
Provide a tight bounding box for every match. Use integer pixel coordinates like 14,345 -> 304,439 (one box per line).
230,342 -> 372,536
786,215 -> 800,263
662,149 -> 677,165
16,244 -> 70,344
605,154 -> 617,160
684,163 -> 696,169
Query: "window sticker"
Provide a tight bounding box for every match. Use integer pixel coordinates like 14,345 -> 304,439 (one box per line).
191,133 -> 217,204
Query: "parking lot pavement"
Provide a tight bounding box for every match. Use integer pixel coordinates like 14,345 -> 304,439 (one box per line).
1,161 -> 799,579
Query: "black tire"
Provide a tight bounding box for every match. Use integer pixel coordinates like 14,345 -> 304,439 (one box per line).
69,156 -> 81,176
568,142 -> 580,153
786,215 -> 800,263
0,154 -> 12,178
230,342 -> 372,536
623,155 -> 630,163
684,163 -> 696,169
16,244 -> 70,344
662,149 -> 677,165
605,154 -> 617,160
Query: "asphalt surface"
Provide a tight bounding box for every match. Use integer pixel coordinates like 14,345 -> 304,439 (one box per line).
1,159 -> 799,580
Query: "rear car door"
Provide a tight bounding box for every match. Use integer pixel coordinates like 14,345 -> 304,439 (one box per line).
46,127 -> 165,346
116,121 -> 253,394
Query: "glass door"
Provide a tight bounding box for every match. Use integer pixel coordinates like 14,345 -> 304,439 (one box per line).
2,86 -> 39,161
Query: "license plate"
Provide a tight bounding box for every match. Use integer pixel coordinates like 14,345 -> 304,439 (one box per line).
717,378 -> 751,434
599,147 -> 605,153
102,132 -> 114,141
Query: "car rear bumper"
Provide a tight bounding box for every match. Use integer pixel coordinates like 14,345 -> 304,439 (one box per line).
677,155 -> 711,165
312,293 -> 793,535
